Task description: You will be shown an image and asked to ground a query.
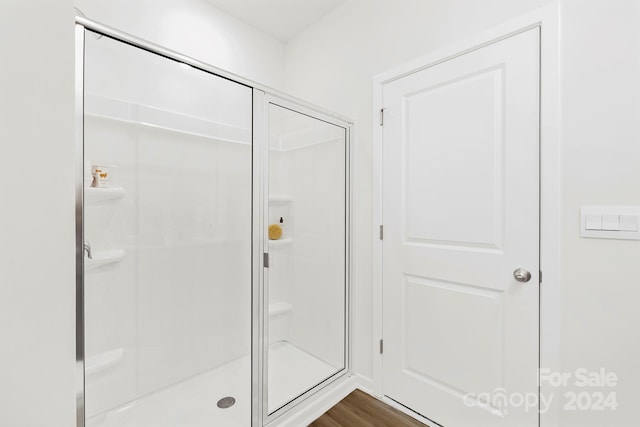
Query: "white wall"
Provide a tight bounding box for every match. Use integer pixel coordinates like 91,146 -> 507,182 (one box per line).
285,1 -> 640,426
284,0 -> 552,387
559,1 -> 640,426
74,0 -> 285,90
0,2 -> 76,427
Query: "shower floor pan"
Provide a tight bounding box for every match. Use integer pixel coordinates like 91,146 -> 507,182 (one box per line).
87,341 -> 337,427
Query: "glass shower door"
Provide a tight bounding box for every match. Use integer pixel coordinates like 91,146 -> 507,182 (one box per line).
265,102 -> 349,416
82,31 -> 252,427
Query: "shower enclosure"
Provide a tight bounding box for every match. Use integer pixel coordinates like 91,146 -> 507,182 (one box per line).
265,102 -> 348,416
75,17 -> 351,427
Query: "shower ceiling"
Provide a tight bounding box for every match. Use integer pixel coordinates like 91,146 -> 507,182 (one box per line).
204,0 -> 348,42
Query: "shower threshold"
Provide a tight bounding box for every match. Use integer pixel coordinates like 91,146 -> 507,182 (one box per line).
87,341 -> 336,427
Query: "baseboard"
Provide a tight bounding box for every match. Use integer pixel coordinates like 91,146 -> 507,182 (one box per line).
267,375 -> 359,427
353,373 -> 375,395
380,395 -> 435,426
265,374 -> 431,427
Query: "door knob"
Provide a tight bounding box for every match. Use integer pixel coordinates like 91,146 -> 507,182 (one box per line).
513,268 -> 532,283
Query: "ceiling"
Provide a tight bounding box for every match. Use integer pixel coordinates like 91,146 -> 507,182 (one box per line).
205,0 -> 348,42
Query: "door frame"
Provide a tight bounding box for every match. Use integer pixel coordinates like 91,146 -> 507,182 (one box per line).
372,4 -> 561,426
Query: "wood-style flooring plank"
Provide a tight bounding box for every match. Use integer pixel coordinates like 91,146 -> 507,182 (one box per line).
309,390 -> 429,427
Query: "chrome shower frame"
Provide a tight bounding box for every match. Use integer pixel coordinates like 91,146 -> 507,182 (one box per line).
74,14 -> 353,427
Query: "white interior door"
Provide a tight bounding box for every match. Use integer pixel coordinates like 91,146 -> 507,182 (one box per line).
382,28 -> 540,427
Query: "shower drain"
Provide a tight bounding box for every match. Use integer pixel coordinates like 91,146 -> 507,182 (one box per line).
217,397 -> 236,409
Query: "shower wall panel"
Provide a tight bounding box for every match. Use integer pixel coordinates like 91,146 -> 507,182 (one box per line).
266,147 -> 294,345
288,138 -> 346,369
83,32 -> 252,420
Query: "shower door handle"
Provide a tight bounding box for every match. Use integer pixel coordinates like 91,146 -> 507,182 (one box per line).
84,241 -> 93,260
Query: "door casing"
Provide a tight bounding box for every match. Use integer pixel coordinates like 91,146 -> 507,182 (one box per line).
371,4 -> 561,425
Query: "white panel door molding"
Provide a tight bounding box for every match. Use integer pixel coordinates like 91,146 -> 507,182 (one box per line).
381,28 -> 540,427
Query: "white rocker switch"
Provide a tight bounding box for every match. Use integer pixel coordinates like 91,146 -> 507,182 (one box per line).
602,214 -> 619,231
585,215 -> 602,230
619,215 -> 638,232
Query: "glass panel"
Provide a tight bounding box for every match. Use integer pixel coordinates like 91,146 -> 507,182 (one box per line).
83,31 -> 252,427
267,104 -> 347,414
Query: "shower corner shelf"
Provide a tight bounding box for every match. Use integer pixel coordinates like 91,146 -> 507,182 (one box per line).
84,95 -> 252,145
269,302 -> 293,317
86,348 -> 125,377
86,249 -> 126,271
85,186 -> 126,203
268,195 -> 293,204
268,238 -> 292,248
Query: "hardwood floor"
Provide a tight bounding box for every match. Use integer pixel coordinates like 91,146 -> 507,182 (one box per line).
309,390 -> 429,427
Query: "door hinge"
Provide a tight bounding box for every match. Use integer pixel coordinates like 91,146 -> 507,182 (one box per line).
264,252 -> 269,268
539,269 -> 542,283
379,339 -> 384,354
379,225 -> 384,240
379,108 -> 385,126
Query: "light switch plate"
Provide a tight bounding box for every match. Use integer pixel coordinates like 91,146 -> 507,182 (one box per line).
602,214 -> 619,231
619,215 -> 639,232
581,206 -> 640,240
585,214 -> 602,230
